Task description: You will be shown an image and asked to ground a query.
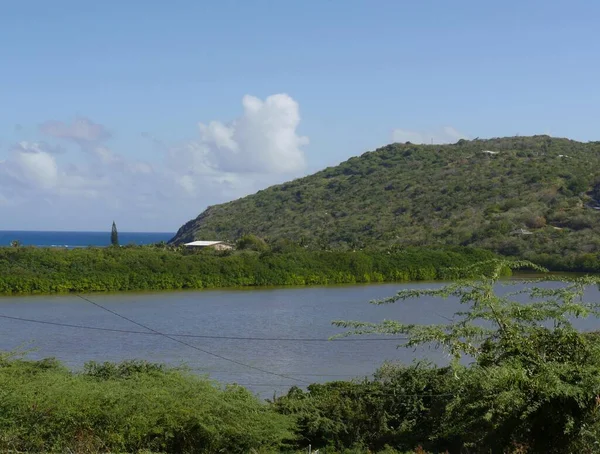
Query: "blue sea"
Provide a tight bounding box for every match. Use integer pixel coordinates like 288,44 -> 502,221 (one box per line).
0,231 -> 174,248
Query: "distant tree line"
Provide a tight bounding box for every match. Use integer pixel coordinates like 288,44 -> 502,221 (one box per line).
0,244 -> 498,295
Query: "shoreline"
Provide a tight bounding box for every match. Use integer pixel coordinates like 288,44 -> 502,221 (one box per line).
0,244 -> 594,297
0,245 -> 499,296
0,270 -> 593,299
0,276 -> 458,298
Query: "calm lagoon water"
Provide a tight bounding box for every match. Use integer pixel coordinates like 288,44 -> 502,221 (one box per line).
0,281 -> 599,396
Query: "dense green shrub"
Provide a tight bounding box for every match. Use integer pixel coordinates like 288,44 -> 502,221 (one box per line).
0,245 -> 498,295
0,356 -> 293,453
236,234 -> 269,252
309,260 -> 600,453
274,363 -> 456,453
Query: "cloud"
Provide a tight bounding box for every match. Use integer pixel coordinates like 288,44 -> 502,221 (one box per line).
164,93 -> 309,198
13,141 -> 65,155
40,117 -> 110,145
141,132 -> 166,149
2,94 -> 309,230
190,93 -> 308,174
94,146 -> 121,165
0,142 -> 59,191
392,126 -> 468,144
15,152 -> 59,189
93,146 -> 153,175
165,141 -> 255,198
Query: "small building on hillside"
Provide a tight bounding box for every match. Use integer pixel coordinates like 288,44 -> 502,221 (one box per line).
183,240 -> 233,251
510,228 -> 533,236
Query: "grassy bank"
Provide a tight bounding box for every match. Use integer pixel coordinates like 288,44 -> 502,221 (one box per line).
0,245 -> 497,295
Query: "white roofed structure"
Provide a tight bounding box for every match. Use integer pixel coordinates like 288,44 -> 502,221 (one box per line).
184,241 -> 224,247
183,240 -> 233,250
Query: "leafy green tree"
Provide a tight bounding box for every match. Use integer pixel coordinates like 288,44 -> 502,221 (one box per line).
236,234 -> 269,252
334,260 -> 600,452
111,221 -> 119,247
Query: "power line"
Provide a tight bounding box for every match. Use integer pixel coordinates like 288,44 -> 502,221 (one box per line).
75,295 -> 311,385
187,368 -> 365,377
0,313 -> 408,342
56,359 -> 372,378
0,314 -> 162,336
227,384 -> 456,398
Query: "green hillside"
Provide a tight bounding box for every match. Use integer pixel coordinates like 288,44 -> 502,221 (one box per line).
171,136 -> 600,267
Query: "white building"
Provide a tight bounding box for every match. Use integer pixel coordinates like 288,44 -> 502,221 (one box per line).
183,240 -> 233,250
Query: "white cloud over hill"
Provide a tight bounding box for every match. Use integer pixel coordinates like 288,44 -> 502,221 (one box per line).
0,94 -> 309,230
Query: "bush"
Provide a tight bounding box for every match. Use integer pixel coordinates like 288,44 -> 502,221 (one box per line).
0,357 -> 294,453
236,234 -> 270,252
0,246 -> 498,295
525,215 -> 546,229
324,260 -> 600,453
274,363 -> 456,453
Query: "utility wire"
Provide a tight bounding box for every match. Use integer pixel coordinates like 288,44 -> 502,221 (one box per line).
0,302 -> 456,398
185,368 -> 365,377
227,384 -> 457,398
0,313 -> 408,342
76,294 -> 311,385
57,359 -> 371,378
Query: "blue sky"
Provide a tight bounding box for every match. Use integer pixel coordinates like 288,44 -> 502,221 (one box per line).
1,0 -> 598,231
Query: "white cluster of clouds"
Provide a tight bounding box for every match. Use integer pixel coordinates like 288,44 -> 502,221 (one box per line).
0,94 -> 309,230
1,142 -> 59,190
392,126 -> 468,144
166,94 -> 308,197
0,92 -> 467,230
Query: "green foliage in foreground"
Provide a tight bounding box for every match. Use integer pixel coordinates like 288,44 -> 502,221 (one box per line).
0,357 -> 293,453
0,244 -> 497,295
171,136 -> 600,270
284,260 -> 600,453
0,355 -> 422,454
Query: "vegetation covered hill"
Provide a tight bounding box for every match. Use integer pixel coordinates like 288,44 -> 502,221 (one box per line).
171,136 -> 600,267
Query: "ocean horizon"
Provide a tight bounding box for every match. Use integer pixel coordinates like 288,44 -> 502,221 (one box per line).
0,231 -> 175,248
